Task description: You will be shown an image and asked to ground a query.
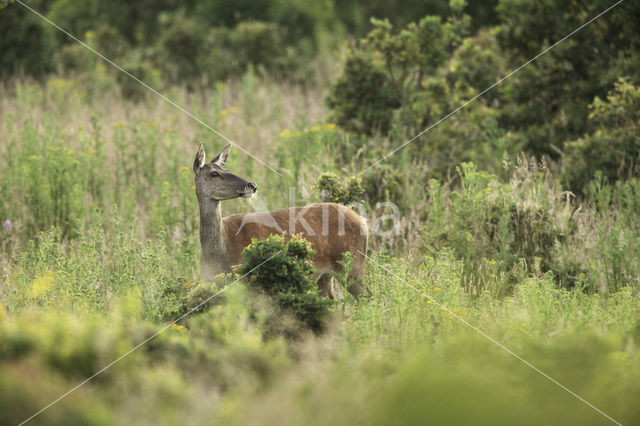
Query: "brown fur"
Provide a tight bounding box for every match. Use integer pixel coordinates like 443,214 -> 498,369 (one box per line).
223,203 -> 369,297
194,143 -> 369,298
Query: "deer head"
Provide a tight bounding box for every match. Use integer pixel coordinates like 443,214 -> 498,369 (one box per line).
193,143 -> 257,201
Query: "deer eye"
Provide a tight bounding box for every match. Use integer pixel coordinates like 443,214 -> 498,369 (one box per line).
210,171 -> 219,178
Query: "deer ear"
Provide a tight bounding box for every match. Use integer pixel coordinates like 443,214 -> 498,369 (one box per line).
193,142 -> 206,173
210,144 -> 231,167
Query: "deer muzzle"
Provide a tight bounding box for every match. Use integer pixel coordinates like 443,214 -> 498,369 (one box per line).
242,182 -> 258,198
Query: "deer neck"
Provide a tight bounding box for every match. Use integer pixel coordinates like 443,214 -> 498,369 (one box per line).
198,198 -> 230,280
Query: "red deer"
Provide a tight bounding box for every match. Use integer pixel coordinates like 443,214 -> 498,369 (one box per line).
193,143 -> 369,297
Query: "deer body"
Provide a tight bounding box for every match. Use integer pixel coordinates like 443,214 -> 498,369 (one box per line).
194,143 -> 369,297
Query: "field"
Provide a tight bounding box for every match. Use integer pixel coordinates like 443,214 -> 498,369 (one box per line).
2,1 -> 640,425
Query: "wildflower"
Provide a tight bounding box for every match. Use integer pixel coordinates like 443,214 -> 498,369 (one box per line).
171,324 -> 187,332
229,106 -> 238,114
324,123 -> 337,130
279,129 -> 293,139
28,271 -> 56,299
220,109 -> 228,117
310,125 -> 320,132
180,166 -> 190,172
163,181 -> 170,186
3,220 -> 11,230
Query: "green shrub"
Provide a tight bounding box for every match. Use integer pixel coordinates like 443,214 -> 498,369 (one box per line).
0,1 -> 55,77
327,5 -> 469,136
316,172 -> 365,206
326,49 -> 400,135
422,162 -> 572,291
563,78 -> 640,193
495,0 -> 640,157
181,276 -> 231,317
229,21 -> 296,75
237,234 -> 332,333
360,164 -> 406,208
325,6 -> 519,178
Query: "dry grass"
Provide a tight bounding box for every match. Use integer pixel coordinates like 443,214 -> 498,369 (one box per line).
0,73 -> 327,167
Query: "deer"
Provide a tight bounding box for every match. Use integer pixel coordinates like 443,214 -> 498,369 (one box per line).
193,143 -> 369,298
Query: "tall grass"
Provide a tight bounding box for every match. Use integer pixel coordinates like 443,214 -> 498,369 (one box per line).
1,73 -> 640,425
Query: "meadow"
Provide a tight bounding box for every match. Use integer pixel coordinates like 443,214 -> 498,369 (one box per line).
2,0 -> 640,425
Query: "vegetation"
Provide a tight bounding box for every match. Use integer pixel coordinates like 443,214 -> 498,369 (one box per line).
1,0 -> 640,424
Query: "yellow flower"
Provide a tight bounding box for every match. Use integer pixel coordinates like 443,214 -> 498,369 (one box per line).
219,109 -> 228,117
229,106 -> 238,114
28,271 -> 56,299
191,185 -> 196,191
324,123 -> 337,130
116,122 -> 126,128
163,181 -> 170,186
85,30 -> 95,39
279,129 -> 293,139
171,324 -> 187,332
180,166 -> 190,172
310,125 -> 320,132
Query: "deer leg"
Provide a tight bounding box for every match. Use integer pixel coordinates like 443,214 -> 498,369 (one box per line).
347,250 -> 371,297
317,273 -> 335,299
347,279 -> 370,297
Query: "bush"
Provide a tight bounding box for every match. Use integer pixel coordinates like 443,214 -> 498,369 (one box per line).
316,172 -> 365,206
563,78 -> 640,193
326,49 -> 400,135
494,0 -> 640,156
229,21 -> 296,75
327,5 -> 469,136
237,234 -> 332,334
360,164 -> 406,208
421,162 -> 572,291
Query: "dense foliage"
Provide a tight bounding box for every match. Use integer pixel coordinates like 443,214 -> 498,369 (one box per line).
1,0 -> 640,424
328,0 -> 640,186
237,234 -> 332,334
